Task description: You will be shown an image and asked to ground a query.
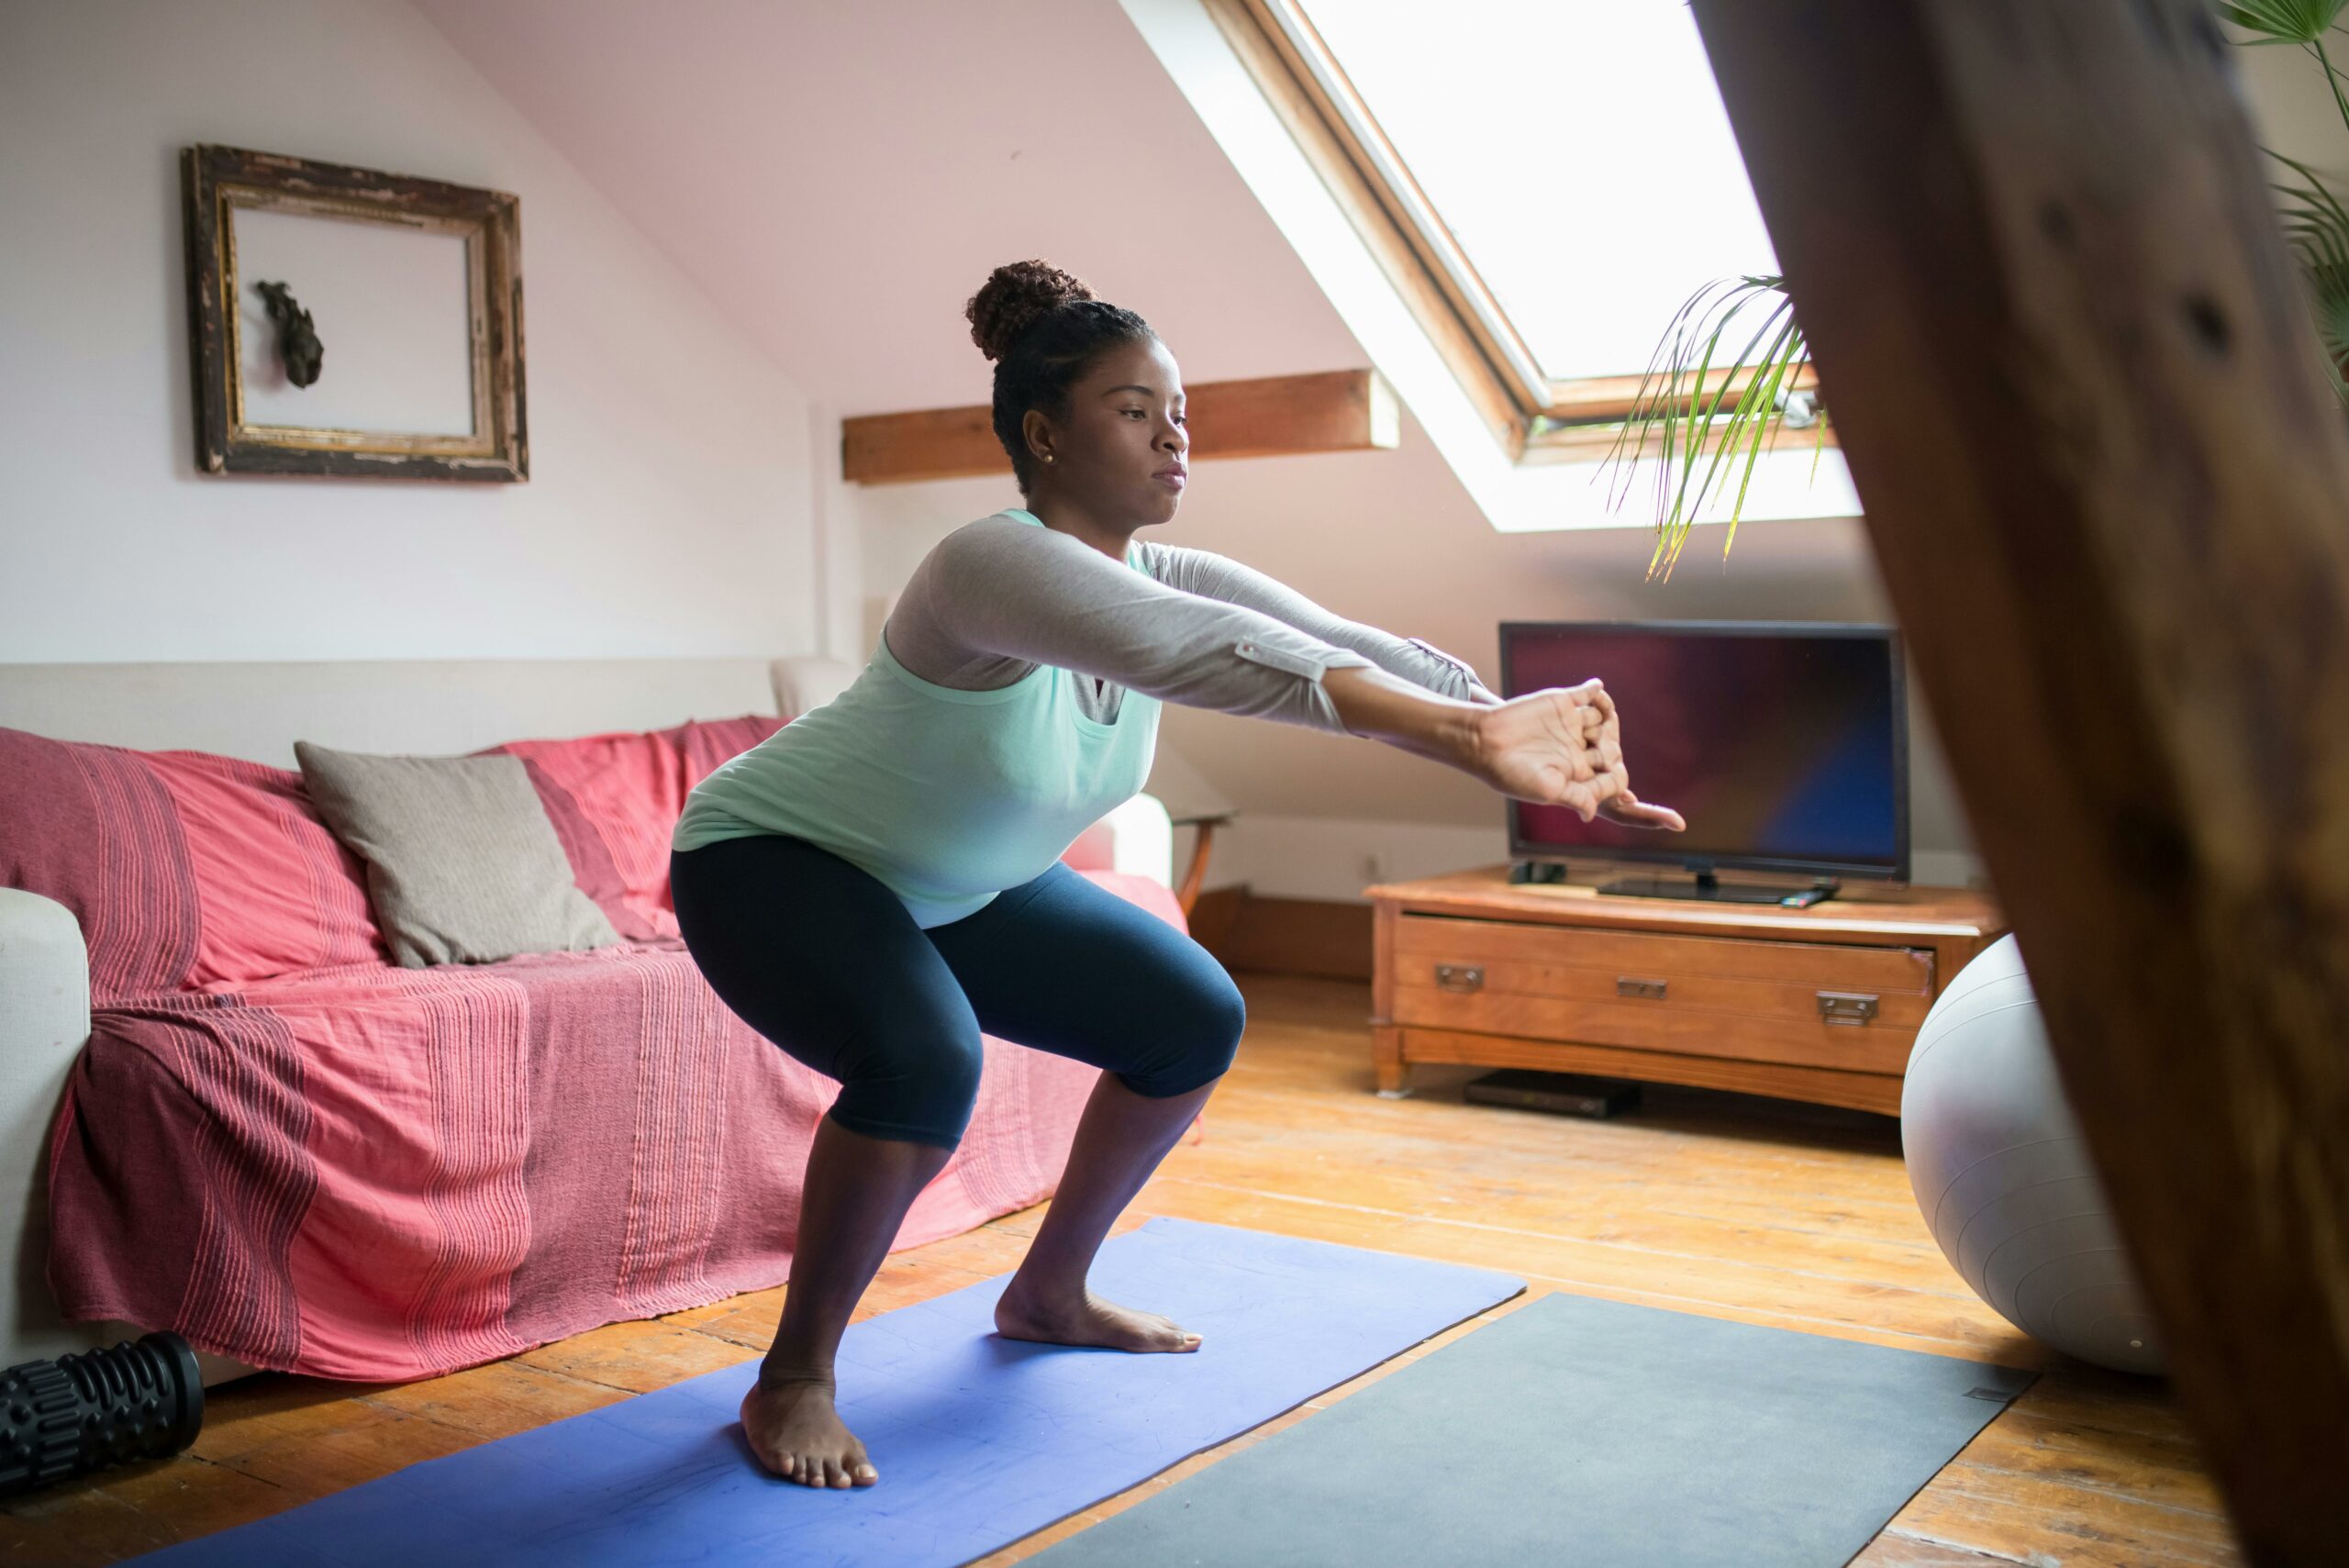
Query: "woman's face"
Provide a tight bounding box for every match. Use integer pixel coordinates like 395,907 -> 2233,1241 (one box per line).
1034,336 -> 1189,526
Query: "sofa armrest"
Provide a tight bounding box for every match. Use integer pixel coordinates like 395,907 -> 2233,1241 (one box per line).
768,655 -> 861,718
0,887 -> 104,1365
1062,794 -> 1175,889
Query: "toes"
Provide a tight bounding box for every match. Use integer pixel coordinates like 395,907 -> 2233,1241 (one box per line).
759,1440 -> 875,1489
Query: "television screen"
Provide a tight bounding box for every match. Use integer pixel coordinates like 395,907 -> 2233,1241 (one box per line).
1501,621 -> 1908,879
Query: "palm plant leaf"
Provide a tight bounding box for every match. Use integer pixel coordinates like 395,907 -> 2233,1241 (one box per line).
2267,149 -> 2349,397
1598,275 -> 1820,580
2220,1 -> 2349,43
2225,4 -> 2349,136
2311,268 -> 2349,361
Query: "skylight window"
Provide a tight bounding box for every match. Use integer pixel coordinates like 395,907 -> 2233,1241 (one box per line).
1298,0 -> 1777,384
1132,0 -> 1860,530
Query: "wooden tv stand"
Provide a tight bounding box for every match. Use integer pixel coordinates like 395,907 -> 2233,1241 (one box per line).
1365,864 -> 2007,1116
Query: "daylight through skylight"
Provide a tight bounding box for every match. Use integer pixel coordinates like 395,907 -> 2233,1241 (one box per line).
1300,0 -> 1779,384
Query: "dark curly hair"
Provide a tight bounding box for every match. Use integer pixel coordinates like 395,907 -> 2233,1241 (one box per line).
965,260 -> 1156,495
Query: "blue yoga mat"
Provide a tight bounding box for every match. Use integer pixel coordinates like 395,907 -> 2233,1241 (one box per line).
136,1218 -> 1525,1567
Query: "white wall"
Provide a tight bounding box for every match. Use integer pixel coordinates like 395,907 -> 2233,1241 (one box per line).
0,0 -> 829,664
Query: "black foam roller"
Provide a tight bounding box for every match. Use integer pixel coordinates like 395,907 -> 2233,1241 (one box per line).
0,1330 -> 205,1497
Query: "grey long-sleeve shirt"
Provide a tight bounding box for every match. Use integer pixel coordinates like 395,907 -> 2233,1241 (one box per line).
884,509 -> 1494,731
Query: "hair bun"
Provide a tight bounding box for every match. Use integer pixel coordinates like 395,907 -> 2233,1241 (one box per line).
966,260 -> 1096,362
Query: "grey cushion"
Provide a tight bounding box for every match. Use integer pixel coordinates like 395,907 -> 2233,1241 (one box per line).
295,740 -> 621,968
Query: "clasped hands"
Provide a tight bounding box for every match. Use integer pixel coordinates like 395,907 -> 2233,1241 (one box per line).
1465,679 -> 1686,830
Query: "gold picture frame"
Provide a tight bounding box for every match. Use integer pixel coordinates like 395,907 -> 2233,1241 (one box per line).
183,144 -> 528,481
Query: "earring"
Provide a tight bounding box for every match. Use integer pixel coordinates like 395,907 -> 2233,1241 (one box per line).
1044,454 -> 1054,463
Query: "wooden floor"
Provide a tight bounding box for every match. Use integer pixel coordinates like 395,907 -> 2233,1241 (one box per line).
5,974 -> 2243,1566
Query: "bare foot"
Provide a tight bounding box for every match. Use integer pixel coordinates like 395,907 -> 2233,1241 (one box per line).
739,1372 -> 877,1487
994,1281 -> 1203,1352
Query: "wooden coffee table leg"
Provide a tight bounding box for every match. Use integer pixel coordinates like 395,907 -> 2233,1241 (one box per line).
1373,1024 -> 1411,1098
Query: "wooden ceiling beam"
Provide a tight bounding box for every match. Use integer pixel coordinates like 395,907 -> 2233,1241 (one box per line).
841,367 -> 1398,484
1689,1 -> 2349,1558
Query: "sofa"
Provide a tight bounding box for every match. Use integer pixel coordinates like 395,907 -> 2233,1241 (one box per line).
0,656 -> 1183,1386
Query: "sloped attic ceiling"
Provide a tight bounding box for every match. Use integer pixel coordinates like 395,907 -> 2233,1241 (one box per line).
409,0 -> 1364,416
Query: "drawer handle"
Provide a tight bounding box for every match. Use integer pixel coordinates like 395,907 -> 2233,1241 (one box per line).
1434,964 -> 1484,993
1818,991 -> 1879,1026
1616,976 -> 1668,1001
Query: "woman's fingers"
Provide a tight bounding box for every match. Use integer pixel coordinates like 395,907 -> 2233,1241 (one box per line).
1598,787 -> 1686,832
1541,694 -> 1595,782
1567,684 -> 1624,773
1475,681 -> 1668,828
1552,761 -> 1680,832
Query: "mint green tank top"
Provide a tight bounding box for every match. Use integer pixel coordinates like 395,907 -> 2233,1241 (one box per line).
671,509 -> 1162,929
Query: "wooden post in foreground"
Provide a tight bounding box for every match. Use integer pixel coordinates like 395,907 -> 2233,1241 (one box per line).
1689,2 -> 2349,1559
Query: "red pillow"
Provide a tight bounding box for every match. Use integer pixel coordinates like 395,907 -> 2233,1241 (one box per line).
481,714 -> 785,941
0,728 -> 384,1000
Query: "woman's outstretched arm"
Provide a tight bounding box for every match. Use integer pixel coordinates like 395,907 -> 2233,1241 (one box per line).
890,516 -> 1384,731
1323,665 -> 1684,828
894,515 -> 1679,825
1140,540 -> 1499,704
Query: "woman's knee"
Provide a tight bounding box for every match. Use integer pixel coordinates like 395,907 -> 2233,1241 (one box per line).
828,1025 -> 986,1149
1124,967 -> 1245,1096
1202,971 -> 1246,1074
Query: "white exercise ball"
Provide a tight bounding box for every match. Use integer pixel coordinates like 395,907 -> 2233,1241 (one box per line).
1901,934 -> 2165,1375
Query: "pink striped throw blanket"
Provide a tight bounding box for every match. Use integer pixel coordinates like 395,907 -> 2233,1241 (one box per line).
6,719 -> 1190,1380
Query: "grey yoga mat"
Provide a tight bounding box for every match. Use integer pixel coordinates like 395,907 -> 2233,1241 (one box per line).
1029,1290 -> 2038,1568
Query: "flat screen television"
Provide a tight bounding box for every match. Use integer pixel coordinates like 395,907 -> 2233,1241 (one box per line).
1499,621 -> 1909,902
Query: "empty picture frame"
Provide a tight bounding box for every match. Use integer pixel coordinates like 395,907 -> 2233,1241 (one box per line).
183,144 -> 528,481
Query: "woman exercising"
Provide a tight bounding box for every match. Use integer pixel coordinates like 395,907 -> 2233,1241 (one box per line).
667,259 -> 1684,1490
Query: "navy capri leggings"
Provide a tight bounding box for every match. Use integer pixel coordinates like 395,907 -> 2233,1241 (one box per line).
669,832 -> 1245,1151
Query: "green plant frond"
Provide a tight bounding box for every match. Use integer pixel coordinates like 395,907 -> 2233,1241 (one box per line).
1606,276 -> 1765,537
1601,277 -> 1742,509
2268,151 -> 2349,263
1686,306 -> 1796,505
2280,197 -> 2349,255
1598,274 -> 1820,580
1665,293 -> 1793,527
1721,323 -> 1808,556
2264,149 -> 2349,400
2269,147 -> 2349,196
1659,287 -> 1787,507
2221,0 -> 2349,44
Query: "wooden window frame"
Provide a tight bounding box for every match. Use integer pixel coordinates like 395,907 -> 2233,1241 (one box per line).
1205,0 -> 1823,463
